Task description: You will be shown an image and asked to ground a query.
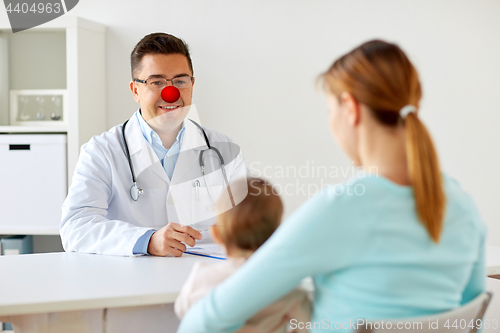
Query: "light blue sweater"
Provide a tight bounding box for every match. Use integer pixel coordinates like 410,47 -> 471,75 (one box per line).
178,174 -> 486,332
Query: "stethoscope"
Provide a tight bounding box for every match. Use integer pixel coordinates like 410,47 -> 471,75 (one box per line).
121,117 -> 235,208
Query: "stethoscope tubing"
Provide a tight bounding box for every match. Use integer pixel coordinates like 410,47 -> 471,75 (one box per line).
122,119 -> 143,201
189,120 -> 235,207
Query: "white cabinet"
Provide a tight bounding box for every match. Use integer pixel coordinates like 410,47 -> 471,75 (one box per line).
0,17 -> 106,235
0,135 -> 66,234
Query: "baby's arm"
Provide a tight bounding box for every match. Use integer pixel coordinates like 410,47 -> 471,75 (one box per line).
174,262 -> 209,318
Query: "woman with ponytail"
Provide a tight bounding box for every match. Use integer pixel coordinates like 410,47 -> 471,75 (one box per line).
179,40 -> 487,333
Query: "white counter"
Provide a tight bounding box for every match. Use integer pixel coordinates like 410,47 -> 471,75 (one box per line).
0,252 -> 215,316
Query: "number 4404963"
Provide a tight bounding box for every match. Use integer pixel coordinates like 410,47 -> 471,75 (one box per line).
444,319 -> 498,330
5,2 -> 62,14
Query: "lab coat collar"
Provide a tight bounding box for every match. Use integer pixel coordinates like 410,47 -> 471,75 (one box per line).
180,118 -> 209,152
126,110 -> 206,155
124,110 -> 147,157
124,110 -> 168,183
124,110 -> 209,184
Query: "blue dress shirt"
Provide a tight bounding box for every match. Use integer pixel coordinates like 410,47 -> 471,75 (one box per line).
132,110 -> 186,255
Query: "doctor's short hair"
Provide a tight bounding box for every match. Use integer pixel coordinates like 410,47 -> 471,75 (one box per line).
215,177 -> 283,252
130,32 -> 194,79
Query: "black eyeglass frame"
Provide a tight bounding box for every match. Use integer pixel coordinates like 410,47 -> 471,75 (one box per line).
133,76 -> 194,90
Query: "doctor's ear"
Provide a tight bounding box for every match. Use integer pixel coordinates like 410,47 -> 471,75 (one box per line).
340,92 -> 361,126
129,80 -> 141,103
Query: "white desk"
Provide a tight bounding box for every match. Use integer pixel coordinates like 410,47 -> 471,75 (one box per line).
0,252 -> 216,333
0,252 -> 214,316
487,245 -> 500,278
1,248 -> 499,313
1,247 -> 499,332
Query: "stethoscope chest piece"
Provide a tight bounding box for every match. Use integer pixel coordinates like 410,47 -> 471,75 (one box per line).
130,183 -> 143,201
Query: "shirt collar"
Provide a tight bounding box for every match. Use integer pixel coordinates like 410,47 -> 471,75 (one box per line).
136,109 -> 186,147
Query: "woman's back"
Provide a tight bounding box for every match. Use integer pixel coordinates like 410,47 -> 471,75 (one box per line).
310,173 -> 486,326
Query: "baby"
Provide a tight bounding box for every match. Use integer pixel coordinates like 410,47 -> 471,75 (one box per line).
175,177 -> 311,333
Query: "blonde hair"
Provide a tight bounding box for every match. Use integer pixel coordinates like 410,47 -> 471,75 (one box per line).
215,178 -> 283,251
321,40 -> 446,243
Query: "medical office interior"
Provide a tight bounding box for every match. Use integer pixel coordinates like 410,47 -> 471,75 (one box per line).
0,0 -> 499,332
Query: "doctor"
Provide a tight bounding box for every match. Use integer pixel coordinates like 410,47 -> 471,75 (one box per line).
60,33 -> 247,257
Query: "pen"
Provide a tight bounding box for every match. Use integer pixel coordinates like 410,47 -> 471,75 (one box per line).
188,228 -> 209,241
194,180 -> 200,200
184,251 -> 226,260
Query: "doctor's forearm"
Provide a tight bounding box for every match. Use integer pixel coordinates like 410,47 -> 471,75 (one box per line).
60,209 -> 154,256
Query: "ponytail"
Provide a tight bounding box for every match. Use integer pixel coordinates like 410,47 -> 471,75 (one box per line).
322,40 -> 447,243
405,113 -> 446,243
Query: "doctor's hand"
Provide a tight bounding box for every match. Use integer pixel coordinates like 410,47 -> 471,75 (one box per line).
147,223 -> 202,257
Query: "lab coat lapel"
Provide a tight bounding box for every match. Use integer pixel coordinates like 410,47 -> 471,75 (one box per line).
125,113 -> 169,183
170,118 -> 208,186
169,119 -> 208,225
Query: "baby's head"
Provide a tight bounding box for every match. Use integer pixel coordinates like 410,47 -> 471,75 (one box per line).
210,177 -> 283,258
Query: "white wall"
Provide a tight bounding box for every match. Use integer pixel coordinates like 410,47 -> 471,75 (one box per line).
3,1 -> 499,245
0,0 -> 499,328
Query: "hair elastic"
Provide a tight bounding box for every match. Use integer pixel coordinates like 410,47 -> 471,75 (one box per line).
400,105 -> 417,119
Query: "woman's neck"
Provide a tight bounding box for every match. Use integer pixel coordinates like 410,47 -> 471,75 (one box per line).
358,118 -> 411,186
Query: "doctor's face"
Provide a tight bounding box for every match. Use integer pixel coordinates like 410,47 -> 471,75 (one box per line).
130,53 -> 195,125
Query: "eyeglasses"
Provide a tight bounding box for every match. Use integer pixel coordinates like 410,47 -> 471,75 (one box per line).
133,76 -> 194,90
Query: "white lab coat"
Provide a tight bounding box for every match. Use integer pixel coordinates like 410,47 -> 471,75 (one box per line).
60,111 -> 248,256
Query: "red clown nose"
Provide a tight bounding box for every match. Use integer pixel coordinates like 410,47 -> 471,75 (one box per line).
161,86 -> 180,103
